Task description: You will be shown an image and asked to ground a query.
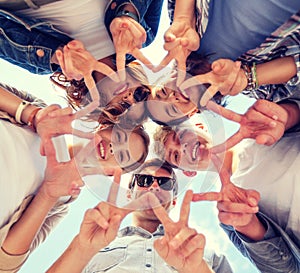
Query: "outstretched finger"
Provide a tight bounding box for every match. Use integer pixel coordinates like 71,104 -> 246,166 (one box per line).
199,85 -> 220,107
107,168 -> 122,205
151,195 -> 173,226
94,62 -> 120,83
176,66 -> 186,87
206,101 -> 242,123
211,154 -> 231,186
153,53 -> 174,72
192,191 -> 222,202
75,133 -> 101,163
210,131 -> 243,154
179,190 -> 193,224
55,49 -> 66,74
116,55 -> 126,82
43,138 -> 58,164
131,48 -> 154,70
163,38 -> 181,51
75,100 -> 99,119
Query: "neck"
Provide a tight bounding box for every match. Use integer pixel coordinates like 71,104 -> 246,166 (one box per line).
132,214 -> 161,233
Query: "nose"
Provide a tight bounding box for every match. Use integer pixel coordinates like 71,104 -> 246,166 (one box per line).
148,180 -> 161,192
123,91 -> 135,104
109,143 -> 114,155
169,91 -> 182,102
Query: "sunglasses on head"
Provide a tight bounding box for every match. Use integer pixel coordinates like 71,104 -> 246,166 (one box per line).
133,174 -> 175,191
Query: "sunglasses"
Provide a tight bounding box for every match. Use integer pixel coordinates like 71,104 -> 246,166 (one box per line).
133,174 -> 175,191
105,86 -> 150,117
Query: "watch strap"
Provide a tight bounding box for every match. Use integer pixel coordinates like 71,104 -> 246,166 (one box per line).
115,9 -> 139,22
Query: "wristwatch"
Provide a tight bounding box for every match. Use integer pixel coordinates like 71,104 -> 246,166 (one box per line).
115,9 -> 139,22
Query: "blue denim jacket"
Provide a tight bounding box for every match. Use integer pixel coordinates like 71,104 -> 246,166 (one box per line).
0,9 -> 72,74
104,0 -> 164,48
221,212 -> 300,273
0,0 -> 163,74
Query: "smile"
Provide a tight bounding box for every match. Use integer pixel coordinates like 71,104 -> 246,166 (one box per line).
113,83 -> 129,96
97,140 -> 106,160
192,142 -> 200,161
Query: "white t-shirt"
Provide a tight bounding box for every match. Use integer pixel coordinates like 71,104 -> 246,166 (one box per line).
0,121 -> 46,227
17,0 -> 115,60
231,133 -> 300,243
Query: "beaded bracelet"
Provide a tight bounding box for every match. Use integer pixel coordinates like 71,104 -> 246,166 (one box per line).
15,100 -> 30,124
27,108 -> 42,132
242,63 -> 259,91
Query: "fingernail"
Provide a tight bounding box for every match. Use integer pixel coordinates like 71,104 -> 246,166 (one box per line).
270,121 -> 276,127
272,115 -> 278,120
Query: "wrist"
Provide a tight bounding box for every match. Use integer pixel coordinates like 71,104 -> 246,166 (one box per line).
235,215 -> 266,241
115,4 -> 139,22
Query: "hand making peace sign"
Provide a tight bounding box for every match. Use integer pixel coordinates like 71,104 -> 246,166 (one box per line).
152,190 -> 211,273
207,100 -> 287,153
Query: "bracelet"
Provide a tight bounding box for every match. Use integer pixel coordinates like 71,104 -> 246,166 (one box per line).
27,108 -> 42,132
242,63 -> 259,91
15,101 -> 31,124
115,9 -> 139,22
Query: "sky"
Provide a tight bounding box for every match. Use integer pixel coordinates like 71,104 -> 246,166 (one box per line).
0,1 -> 259,272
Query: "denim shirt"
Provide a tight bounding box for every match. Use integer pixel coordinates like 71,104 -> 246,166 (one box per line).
83,225 -> 233,273
221,212 -> 300,273
0,9 -> 72,74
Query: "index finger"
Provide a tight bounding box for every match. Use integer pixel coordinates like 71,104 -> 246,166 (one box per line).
131,48 -> 154,70
211,154 -> 231,186
179,190 -> 193,224
206,101 -> 242,123
210,131 -> 243,154
151,195 -> 173,226
199,85 -> 220,107
115,52 -> 126,82
107,168 -> 122,205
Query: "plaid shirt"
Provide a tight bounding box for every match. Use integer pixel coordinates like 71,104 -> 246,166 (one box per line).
238,11 -> 300,103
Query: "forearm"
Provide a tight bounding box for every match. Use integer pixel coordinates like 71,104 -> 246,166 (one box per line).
173,0 -> 195,24
1,189 -> 58,255
0,86 -> 40,127
279,101 -> 300,130
46,235 -> 97,273
256,56 -> 297,86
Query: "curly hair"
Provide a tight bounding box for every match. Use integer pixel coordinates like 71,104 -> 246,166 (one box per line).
153,125 -> 175,160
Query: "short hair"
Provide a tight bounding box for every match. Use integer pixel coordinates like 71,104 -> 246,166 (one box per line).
128,158 -> 178,196
153,125 -> 174,161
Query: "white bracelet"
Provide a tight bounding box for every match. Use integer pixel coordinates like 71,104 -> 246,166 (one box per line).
15,101 -> 30,124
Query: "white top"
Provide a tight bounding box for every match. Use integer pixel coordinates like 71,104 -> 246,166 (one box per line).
0,121 -> 46,227
17,0 -> 115,60
231,133 -> 300,242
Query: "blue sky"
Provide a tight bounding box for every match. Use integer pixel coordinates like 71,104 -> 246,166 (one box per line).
0,1 -> 260,271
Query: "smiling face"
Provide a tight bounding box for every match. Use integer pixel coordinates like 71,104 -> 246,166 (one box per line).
163,127 -> 212,171
130,165 -> 176,219
146,78 -> 198,125
96,66 -> 150,123
85,125 -> 148,174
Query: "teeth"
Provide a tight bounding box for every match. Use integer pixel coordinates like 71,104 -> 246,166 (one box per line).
99,141 -> 105,159
192,142 -> 200,160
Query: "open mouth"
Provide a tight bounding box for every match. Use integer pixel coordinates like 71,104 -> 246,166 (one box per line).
113,83 -> 129,96
97,140 -> 106,160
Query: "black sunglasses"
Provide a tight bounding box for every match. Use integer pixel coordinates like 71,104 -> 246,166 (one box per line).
133,174 -> 175,191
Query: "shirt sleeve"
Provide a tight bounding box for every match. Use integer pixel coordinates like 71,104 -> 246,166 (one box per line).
221,212 -> 300,273
0,198 -> 69,273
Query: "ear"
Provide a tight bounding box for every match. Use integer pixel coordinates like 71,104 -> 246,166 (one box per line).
187,108 -> 198,118
182,170 -> 197,177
